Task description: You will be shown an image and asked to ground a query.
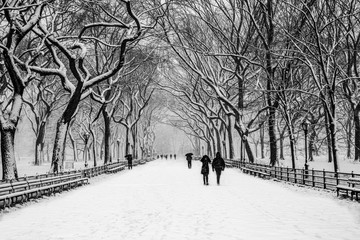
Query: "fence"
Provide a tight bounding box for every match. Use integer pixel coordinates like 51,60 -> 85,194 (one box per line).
227,160 -> 360,191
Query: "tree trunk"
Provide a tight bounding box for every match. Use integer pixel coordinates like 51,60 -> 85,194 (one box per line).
227,115 -> 234,159
288,129 -> 296,170
35,121 -> 47,165
260,124 -> 265,159
254,141 -> 258,158
102,107 -> 111,164
308,125 -> 316,161
207,140 -> 212,157
51,87 -> 82,173
354,107 -> 360,160
1,127 -> 18,180
125,127 -> 130,155
234,117 -> 255,163
51,119 -> 69,173
279,132 -> 284,160
68,127 -> 79,162
244,136 -> 254,163
268,108 -> 278,166
46,143 -> 51,162
214,127 -> 222,154
328,113 -> 339,173
132,124 -> 138,159
211,135 -> 216,156
265,0 -> 277,167
1,93 -> 23,180
346,117 -> 352,159
324,111 -> 333,163
90,128 -> 97,167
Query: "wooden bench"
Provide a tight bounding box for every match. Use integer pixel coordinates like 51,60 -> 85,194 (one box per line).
132,160 -> 139,167
106,163 -> 126,174
241,166 -> 271,179
224,159 -> 233,168
0,172 -> 88,208
336,177 -> 360,200
139,160 -> 146,165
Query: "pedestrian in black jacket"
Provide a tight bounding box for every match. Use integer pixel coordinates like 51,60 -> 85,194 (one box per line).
200,155 -> 211,185
212,152 -> 225,185
185,153 -> 193,169
125,154 -> 133,169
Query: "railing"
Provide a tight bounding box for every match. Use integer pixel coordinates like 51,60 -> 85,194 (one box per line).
227,159 -> 360,192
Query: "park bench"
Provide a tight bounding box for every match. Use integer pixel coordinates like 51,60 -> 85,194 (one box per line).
241,166 -> 271,179
336,177 -> 360,200
0,172 -> 88,208
224,159 -> 233,168
132,160 -> 139,167
139,159 -> 146,165
106,162 -> 126,174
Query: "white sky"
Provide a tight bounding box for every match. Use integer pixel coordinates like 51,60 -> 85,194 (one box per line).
1,159 -> 360,240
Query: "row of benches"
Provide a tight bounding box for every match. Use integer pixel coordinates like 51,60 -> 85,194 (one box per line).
106,162 -> 126,174
228,160 -> 360,201
0,172 -> 89,209
241,166 -> 271,179
0,158 -> 152,209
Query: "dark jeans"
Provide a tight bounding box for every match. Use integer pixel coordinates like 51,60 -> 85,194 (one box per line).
203,174 -> 209,185
187,160 -> 192,169
128,161 -> 132,169
215,169 -> 222,184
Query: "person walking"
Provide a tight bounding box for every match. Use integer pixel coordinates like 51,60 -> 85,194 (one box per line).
125,154 -> 133,170
200,155 -> 211,185
185,153 -> 193,169
212,152 -> 225,185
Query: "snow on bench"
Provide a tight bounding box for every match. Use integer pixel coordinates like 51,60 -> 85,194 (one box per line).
336,177 -> 360,200
0,172 -> 89,209
106,162 -> 126,174
241,166 -> 271,179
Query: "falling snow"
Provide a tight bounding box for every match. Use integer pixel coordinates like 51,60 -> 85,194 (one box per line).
1,159 -> 360,240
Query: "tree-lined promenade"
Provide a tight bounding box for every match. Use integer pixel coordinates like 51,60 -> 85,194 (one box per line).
1,1 -> 360,181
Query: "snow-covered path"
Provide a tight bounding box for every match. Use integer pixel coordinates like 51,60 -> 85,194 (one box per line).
1,159 -> 360,240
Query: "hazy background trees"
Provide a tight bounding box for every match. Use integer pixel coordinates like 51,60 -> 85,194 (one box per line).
2,0 -> 360,180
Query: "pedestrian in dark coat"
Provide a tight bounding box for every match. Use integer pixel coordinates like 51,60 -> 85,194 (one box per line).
185,153 -> 193,169
125,154 -> 133,169
200,155 -> 211,185
212,152 -> 225,185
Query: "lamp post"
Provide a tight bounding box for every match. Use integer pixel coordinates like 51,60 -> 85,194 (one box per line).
301,120 -> 309,177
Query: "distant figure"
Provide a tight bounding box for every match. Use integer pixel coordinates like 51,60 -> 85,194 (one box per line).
212,152 -> 225,185
160,154 -> 163,159
125,154 -> 133,170
200,155 -> 211,185
185,153 -> 193,169
157,155 -> 159,159
174,154 -> 177,160
165,155 -> 168,160
170,154 -> 172,159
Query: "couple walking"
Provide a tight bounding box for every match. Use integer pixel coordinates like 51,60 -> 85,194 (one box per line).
200,152 -> 225,185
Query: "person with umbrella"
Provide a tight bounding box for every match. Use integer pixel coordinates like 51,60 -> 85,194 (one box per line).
185,153 -> 193,169
125,154 -> 133,169
200,155 -> 211,185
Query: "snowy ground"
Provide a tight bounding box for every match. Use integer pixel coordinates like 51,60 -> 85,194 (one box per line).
1,158 -> 360,240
